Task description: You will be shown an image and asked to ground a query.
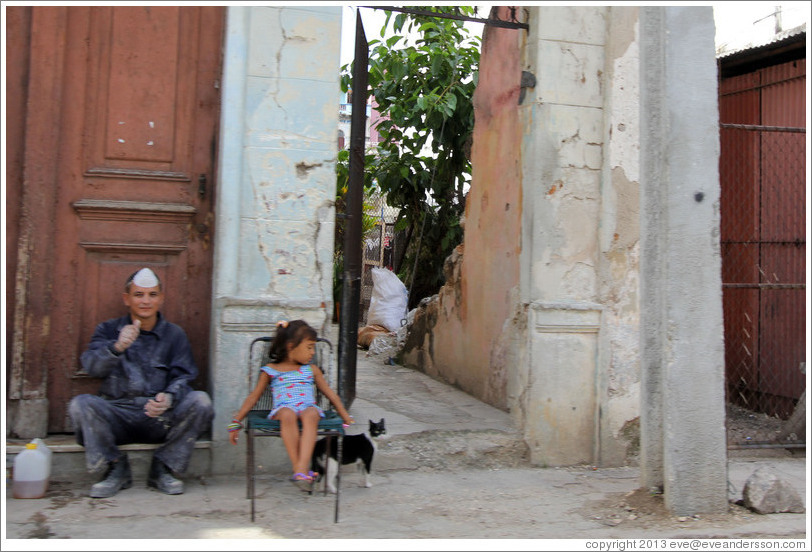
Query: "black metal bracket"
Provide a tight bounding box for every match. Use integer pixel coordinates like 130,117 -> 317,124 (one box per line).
361,6 -> 529,31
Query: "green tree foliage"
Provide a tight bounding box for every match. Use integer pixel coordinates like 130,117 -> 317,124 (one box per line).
339,6 -> 481,308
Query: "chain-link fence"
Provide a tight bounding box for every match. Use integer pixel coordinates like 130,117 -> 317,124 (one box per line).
720,123 -> 806,449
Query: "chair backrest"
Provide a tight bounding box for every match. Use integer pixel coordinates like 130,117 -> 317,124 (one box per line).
247,335 -> 335,414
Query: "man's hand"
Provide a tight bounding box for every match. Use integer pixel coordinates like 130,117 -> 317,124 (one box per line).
114,319 -> 141,353
145,392 -> 172,418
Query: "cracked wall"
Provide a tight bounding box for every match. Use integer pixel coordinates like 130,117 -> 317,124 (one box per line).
399,6 -> 524,411
515,6 -> 645,468
209,6 -> 341,474
401,6 -> 645,468
595,8 -> 642,467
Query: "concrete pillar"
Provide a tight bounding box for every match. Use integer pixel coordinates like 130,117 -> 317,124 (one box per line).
639,6 -> 728,514
209,6 -> 341,474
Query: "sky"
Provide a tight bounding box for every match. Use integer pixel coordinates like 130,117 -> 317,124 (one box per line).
712,2 -> 809,52
340,3 -> 811,65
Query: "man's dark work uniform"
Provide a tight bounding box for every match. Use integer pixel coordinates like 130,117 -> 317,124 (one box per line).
69,268 -> 213,498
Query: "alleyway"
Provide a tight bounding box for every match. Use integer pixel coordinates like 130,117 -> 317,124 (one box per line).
4,343 -> 807,545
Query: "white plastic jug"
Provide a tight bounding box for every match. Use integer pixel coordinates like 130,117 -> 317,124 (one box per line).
12,443 -> 49,499
30,438 -> 52,478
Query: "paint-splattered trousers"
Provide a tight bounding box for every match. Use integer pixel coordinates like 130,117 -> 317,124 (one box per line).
68,391 -> 213,475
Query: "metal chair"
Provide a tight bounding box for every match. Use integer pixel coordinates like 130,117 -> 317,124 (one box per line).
244,335 -> 344,522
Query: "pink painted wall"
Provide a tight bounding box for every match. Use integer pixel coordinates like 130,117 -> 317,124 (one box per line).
401,7 -> 523,408
368,98 -> 385,144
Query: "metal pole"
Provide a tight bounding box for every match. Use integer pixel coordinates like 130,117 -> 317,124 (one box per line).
337,11 -> 368,407
361,5 -> 530,30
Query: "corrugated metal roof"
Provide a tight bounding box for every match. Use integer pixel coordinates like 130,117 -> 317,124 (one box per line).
717,22 -> 807,59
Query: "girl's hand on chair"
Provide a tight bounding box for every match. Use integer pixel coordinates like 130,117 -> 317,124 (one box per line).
228,419 -> 243,445
342,416 -> 354,428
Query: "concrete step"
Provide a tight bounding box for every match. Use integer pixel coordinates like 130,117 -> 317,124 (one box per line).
6,428 -> 526,485
341,428 -> 530,474
6,435 -> 212,484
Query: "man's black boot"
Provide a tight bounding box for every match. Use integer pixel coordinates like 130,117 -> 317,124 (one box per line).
89,454 -> 132,498
147,457 -> 184,495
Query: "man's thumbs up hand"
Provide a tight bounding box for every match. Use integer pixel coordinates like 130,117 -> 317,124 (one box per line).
114,318 -> 142,353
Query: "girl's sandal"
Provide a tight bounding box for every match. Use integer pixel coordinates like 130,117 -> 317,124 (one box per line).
307,470 -> 320,491
291,472 -> 313,493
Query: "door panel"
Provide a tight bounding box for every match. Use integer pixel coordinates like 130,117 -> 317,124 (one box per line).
43,6 -> 224,432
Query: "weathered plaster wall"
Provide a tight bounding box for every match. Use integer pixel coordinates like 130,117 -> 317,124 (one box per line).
399,6 -> 524,410
210,6 -> 341,474
595,8 -> 642,467
518,6 -> 609,467
390,10 -> 726,515
401,6 -> 644,468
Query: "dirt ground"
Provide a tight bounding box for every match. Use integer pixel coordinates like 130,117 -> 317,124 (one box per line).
6,456 -> 807,543
726,402 -> 791,445
581,486 -> 803,539
5,342 -> 806,544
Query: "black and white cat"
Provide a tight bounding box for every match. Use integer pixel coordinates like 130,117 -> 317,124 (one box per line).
311,418 -> 386,494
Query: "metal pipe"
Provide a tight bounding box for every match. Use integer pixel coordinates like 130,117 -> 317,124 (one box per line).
362,5 -> 529,30
720,123 -> 805,133
337,11 -> 369,408
728,443 -> 806,449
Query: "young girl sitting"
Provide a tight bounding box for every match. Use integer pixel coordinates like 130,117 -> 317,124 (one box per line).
228,320 -> 353,491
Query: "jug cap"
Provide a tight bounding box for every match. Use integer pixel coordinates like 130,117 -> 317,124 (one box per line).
26,443 -> 37,449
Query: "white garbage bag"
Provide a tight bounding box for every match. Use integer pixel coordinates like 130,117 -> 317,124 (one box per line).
367,267 -> 408,332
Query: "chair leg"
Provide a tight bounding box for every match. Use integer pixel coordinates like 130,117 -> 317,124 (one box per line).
246,429 -> 252,499
322,435 -> 332,496
247,429 -> 256,522
334,433 -> 343,523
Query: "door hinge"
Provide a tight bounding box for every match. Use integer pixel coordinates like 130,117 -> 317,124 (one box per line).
198,174 -> 207,199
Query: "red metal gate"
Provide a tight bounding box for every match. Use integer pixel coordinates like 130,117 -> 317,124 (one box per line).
719,59 -> 806,447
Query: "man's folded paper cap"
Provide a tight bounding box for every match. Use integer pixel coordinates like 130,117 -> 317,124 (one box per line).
126,267 -> 161,290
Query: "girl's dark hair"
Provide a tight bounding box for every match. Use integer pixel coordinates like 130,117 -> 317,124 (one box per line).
267,320 -> 318,363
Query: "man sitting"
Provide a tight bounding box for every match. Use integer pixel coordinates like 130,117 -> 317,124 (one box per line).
69,267 -> 213,498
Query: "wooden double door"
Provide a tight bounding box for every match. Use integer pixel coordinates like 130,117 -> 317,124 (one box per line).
7,6 -> 225,432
